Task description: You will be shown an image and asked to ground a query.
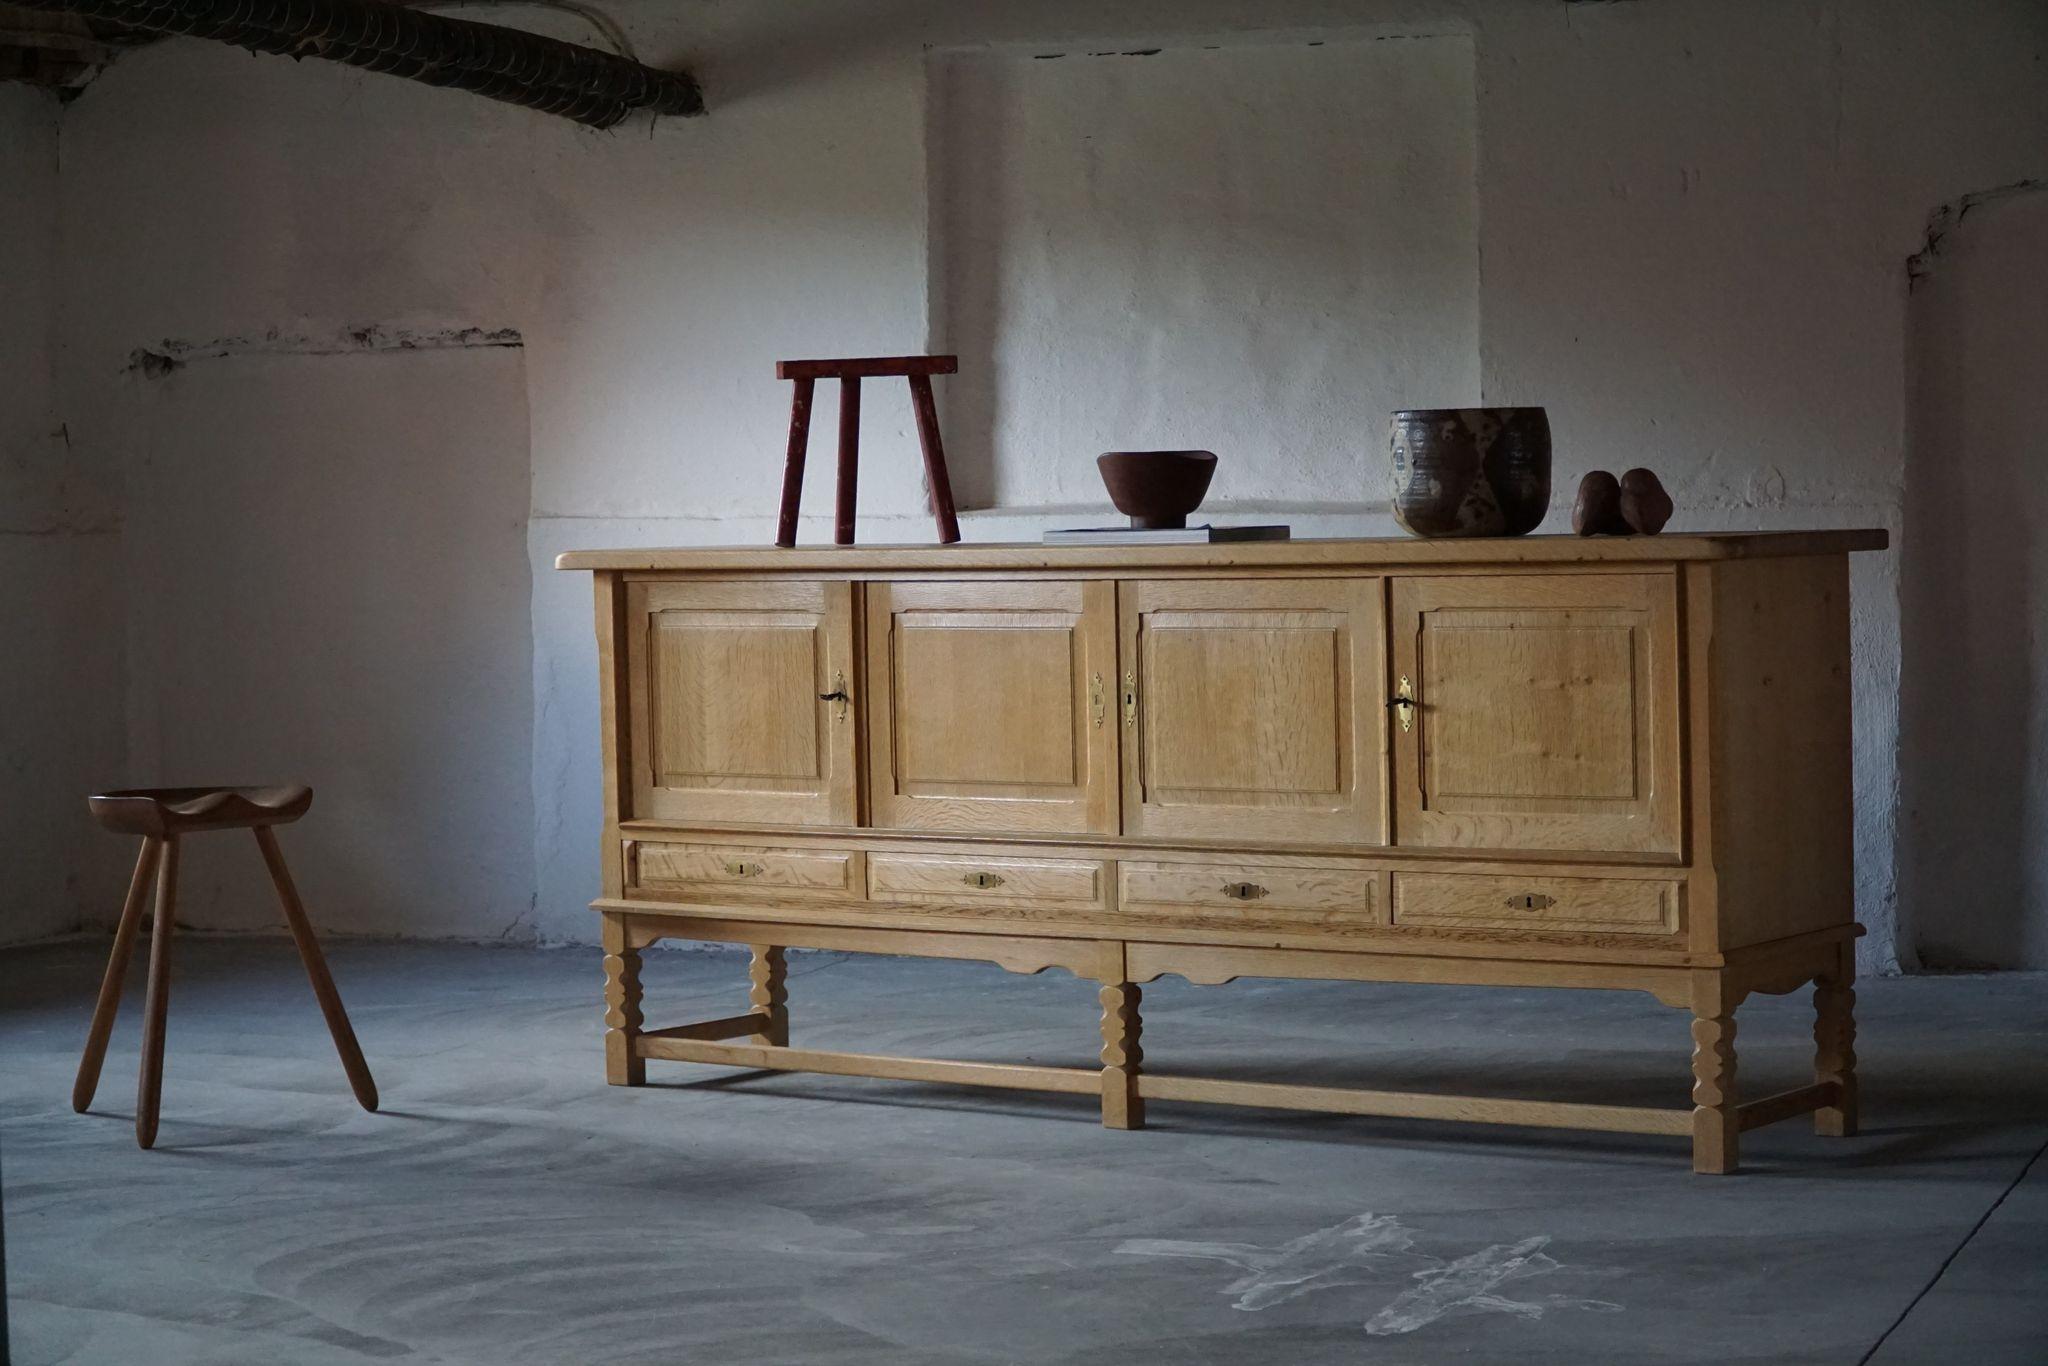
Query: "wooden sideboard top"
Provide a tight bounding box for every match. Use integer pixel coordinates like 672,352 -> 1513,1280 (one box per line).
556,529 -> 1887,573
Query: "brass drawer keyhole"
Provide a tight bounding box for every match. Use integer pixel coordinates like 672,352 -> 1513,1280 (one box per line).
724,860 -> 765,879
963,871 -> 1006,890
1221,881 -> 1268,901
1504,893 -> 1556,911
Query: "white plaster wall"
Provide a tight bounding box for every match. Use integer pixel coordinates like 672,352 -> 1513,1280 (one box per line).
35,0 -> 2048,965
0,86 -> 124,946
1899,188 -> 2048,969
112,349 -> 536,940
933,36 -> 1479,508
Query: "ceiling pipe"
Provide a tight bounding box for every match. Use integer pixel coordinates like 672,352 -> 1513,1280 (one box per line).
15,0 -> 702,127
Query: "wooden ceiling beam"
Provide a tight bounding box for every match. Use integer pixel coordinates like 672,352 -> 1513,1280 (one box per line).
6,0 -> 703,127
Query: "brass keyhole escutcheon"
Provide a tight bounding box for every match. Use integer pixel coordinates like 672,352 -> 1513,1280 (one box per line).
1221,881 -> 1268,901
1390,675 -> 1417,733
963,871 -> 1005,890
1090,672 -> 1106,729
1122,670 -> 1138,726
818,670 -> 850,722
1504,893 -> 1555,911
724,860 -> 765,878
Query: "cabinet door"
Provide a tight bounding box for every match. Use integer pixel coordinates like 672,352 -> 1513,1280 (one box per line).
1120,579 -> 1385,845
625,579 -> 857,827
867,581 -> 1119,834
1391,574 -> 1680,853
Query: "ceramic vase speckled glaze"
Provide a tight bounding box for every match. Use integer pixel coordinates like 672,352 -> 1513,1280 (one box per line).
1388,407 -> 1552,537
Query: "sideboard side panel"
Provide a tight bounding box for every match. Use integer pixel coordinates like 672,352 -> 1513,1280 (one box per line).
1706,555 -> 1856,951
595,571 -> 631,899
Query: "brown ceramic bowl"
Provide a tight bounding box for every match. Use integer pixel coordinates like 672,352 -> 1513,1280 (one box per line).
1096,450 -> 1218,529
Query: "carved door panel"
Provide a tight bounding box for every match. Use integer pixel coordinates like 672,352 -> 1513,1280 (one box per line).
866,581 -> 1119,834
1119,579 -> 1386,845
1390,573 -> 1680,853
625,579 -> 857,827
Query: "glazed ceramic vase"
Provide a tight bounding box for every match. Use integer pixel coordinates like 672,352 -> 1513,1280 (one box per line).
1388,408 -> 1552,537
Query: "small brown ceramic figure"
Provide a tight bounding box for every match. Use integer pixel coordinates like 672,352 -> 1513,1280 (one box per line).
1620,467 -> 1674,534
1096,450 -> 1219,529
1389,407 -> 1551,537
1573,470 -> 1630,535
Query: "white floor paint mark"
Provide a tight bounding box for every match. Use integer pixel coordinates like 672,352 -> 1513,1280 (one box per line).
1363,1234 -> 1624,1336
1116,1212 -> 1423,1310
1116,1214 -> 1623,1336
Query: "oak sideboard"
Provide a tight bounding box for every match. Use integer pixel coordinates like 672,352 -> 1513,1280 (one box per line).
559,530 -> 1886,1173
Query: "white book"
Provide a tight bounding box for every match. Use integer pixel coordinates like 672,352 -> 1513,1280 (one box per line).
1041,524 -> 1292,546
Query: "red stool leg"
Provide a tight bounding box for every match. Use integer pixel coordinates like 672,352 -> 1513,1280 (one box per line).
254,827 -> 379,1112
73,836 -> 162,1113
775,376 -> 815,548
835,376 -> 861,544
136,834 -> 180,1149
907,373 -> 961,544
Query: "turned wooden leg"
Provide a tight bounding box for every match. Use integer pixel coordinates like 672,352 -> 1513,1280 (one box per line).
748,945 -> 789,1046
602,913 -> 645,1086
1814,944 -> 1859,1137
1100,980 -> 1144,1130
73,836 -> 162,1114
136,835 -> 180,1149
1690,972 -> 1740,1175
255,827 -> 379,1112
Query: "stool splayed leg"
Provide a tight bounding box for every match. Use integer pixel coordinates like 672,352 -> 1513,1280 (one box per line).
71,835 -> 162,1115
254,825 -> 379,1113
135,834 -> 181,1148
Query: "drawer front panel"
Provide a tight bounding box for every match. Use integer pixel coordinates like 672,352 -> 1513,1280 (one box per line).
631,841 -> 862,898
1390,872 -> 1678,934
868,853 -> 1108,908
1118,861 -> 1382,930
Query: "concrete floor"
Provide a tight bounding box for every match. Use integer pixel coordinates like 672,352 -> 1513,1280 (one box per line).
1,940 -> 2044,1365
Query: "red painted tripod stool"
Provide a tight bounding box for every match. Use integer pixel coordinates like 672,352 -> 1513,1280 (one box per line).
774,354 -> 962,546
73,785 -> 379,1148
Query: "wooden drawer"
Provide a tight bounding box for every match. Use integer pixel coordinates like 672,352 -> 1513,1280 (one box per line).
629,840 -> 863,899
867,853 -> 1109,909
1390,871 -> 1679,935
1118,861 -> 1382,930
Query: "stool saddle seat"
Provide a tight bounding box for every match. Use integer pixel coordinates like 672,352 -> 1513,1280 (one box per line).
73,781 -> 376,1147
89,785 -> 313,837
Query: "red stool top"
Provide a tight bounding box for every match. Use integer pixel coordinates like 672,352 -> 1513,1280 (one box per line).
89,785 -> 313,838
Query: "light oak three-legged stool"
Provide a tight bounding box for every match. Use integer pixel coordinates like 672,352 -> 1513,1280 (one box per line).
72,785 -> 379,1148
